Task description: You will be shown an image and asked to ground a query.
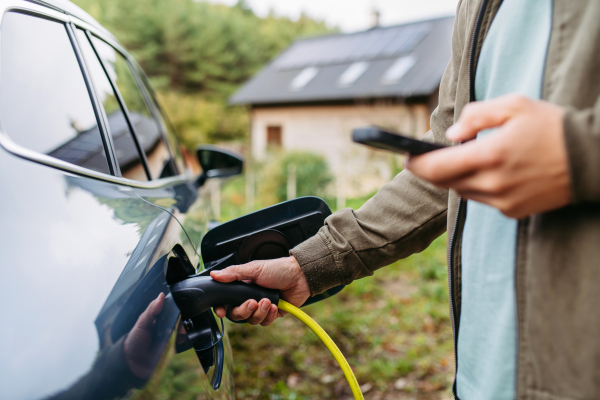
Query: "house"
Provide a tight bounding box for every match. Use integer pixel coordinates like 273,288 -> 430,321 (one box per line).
230,16 -> 454,200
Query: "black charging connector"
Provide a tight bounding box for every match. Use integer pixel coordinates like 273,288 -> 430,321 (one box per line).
170,275 -> 280,319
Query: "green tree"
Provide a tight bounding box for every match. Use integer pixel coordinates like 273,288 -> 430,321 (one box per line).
72,0 -> 334,148
73,0 -> 333,96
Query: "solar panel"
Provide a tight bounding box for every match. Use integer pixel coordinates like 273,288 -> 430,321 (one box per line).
361,28 -> 401,59
272,22 -> 431,71
382,24 -> 431,56
316,37 -> 342,65
330,34 -> 363,64
349,30 -> 384,61
229,16 -> 456,105
399,28 -> 430,53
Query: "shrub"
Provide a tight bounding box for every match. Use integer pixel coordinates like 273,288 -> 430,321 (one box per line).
258,151 -> 333,205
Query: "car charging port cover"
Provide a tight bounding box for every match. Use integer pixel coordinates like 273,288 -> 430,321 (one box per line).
200,196 -> 332,271
196,196 -> 346,309
239,229 -> 291,263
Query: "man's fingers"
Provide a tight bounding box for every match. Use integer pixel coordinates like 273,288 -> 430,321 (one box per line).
261,304 -> 279,326
440,167 -> 519,196
214,305 -> 227,319
228,300 -> 259,321
446,94 -> 531,142
210,261 -> 263,283
247,299 -> 271,325
406,139 -> 498,184
214,300 -> 279,325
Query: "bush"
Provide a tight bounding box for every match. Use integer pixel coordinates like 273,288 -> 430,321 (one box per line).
258,151 -> 333,205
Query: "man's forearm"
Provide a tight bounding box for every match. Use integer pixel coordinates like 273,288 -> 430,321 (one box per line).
291,157 -> 449,296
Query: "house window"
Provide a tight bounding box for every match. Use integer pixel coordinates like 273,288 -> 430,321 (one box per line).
267,126 -> 282,147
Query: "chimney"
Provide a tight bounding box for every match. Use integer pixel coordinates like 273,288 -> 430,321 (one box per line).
370,8 -> 380,28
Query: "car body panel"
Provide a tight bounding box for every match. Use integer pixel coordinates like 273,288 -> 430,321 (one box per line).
0,149 -> 168,398
0,1 -> 235,398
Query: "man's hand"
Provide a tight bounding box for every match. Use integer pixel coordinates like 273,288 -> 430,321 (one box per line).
210,256 -> 310,326
405,94 -> 571,219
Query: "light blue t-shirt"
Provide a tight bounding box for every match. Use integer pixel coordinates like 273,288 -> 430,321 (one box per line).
456,1 -> 551,399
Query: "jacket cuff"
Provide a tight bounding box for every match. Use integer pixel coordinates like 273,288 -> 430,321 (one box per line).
563,107 -> 600,202
290,233 -> 341,296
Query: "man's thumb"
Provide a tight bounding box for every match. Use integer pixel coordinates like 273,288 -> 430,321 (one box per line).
210,263 -> 260,283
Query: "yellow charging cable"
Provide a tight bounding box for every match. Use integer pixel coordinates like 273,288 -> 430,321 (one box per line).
277,299 -> 364,400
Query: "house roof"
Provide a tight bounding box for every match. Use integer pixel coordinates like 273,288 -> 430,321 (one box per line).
230,15 -> 454,106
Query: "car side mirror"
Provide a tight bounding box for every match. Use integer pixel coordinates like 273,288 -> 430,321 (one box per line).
196,145 -> 244,187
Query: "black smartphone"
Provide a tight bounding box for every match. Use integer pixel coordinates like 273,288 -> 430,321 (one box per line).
352,126 -> 446,155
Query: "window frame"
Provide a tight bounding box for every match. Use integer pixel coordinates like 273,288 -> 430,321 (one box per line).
76,29 -> 154,180
66,22 -> 119,176
267,125 -> 283,147
131,61 -> 184,177
84,30 -> 182,181
0,2 -> 190,190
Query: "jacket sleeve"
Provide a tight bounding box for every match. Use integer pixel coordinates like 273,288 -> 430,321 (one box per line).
290,0 -> 467,296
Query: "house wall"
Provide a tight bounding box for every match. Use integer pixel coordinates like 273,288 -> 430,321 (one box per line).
251,102 -> 430,198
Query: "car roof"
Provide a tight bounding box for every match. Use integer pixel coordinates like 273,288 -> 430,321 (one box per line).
26,0 -> 116,40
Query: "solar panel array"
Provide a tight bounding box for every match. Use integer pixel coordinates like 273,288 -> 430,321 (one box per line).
273,22 -> 432,71
230,16 -> 454,105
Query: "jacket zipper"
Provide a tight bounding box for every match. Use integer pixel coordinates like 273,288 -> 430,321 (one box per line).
448,198 -> 464,399
449,0 -> 490,398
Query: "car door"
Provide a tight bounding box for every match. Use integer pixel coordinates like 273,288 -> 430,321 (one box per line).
0,3 -> 232,399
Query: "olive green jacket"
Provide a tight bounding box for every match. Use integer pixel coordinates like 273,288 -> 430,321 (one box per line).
290,1 -> 600,398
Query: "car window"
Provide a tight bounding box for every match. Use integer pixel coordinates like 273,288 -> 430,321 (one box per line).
0,12 -> 110,174
90,36 -> 174,180
134,67 -> 187,175
74,29 -> 148,181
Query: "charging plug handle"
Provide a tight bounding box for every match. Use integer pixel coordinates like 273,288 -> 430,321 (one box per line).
170,276 -> 280,318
